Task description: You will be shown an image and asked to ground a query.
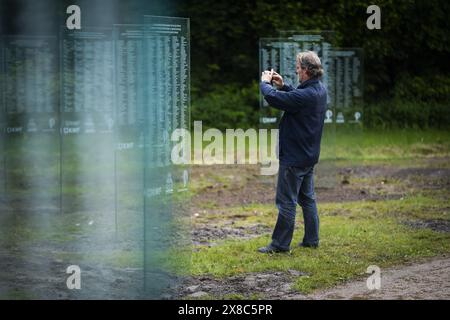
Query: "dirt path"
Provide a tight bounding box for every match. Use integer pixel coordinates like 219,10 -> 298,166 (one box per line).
179,256 -> 450,300
309,255 -> 450,300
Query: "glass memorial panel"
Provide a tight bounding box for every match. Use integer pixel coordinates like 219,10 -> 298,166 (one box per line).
0,37 -> 5,205
59,27 -> 127,298
143,15 -> 191,298
330,49 -> 364,162
113,24 -> 147,292
0,35 -> 60,298
0,12 -> 190,299
3,36 -> 59,212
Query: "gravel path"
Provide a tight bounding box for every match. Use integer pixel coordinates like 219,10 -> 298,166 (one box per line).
309,256 -> 450,300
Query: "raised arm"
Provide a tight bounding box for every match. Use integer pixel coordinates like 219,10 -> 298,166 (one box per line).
260,82 -> 307,113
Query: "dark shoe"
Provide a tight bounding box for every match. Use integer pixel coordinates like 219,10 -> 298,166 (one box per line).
258,245 -> 289,254
298,242 -> 319,249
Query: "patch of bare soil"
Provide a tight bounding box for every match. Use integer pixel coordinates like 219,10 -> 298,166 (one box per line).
175,269 -> 309,300
191,159 -> 450,211
403,219 -> 450,233
192,223 -> 272,246
190,165 -> 276,208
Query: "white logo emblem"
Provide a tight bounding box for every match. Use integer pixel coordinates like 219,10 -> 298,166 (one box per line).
325,109 -> 333,123
366,265 -> 381,290
66,265 -> 81,290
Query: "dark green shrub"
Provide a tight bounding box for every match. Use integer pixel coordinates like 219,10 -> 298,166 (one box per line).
191,82 -> 259,130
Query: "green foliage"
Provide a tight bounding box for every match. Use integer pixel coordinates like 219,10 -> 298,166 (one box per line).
191,82 -> 260,130
364,100 -> 449,129
176,0 -> 450,128
362,74 -> 450,128
178,0 -> 449,92
394,74 -> 450,103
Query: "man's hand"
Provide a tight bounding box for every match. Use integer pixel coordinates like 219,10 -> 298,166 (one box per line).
271,71 -> 284,89
261,69 -> 274,83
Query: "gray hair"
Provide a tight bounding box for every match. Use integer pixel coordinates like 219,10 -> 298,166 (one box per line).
296,51 -> 324,78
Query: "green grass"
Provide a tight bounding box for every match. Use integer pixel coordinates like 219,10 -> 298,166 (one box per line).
190,194 -> 450,294
2,289 -> 37,300
186,128 -> 450,166
334,128 -> 450,161
192,192 -> 450,226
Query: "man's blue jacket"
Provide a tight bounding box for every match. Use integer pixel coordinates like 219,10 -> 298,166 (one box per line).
260,78 -> 327,168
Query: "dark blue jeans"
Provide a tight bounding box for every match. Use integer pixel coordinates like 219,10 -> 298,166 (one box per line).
270,164 -> 319,251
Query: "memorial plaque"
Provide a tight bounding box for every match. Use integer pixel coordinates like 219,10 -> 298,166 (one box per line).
61,28 -> 114,134
2,36 -> 59,212
329,48 -> 363,122
3,36 -> 58,132
330,48 -> 364,161
60,27 -> 115,221
279,31 -> 334,95
145,16 -> 190,169
143,16 -> 190,203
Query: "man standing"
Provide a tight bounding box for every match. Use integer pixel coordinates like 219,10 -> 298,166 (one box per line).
259,51 -> 327,253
